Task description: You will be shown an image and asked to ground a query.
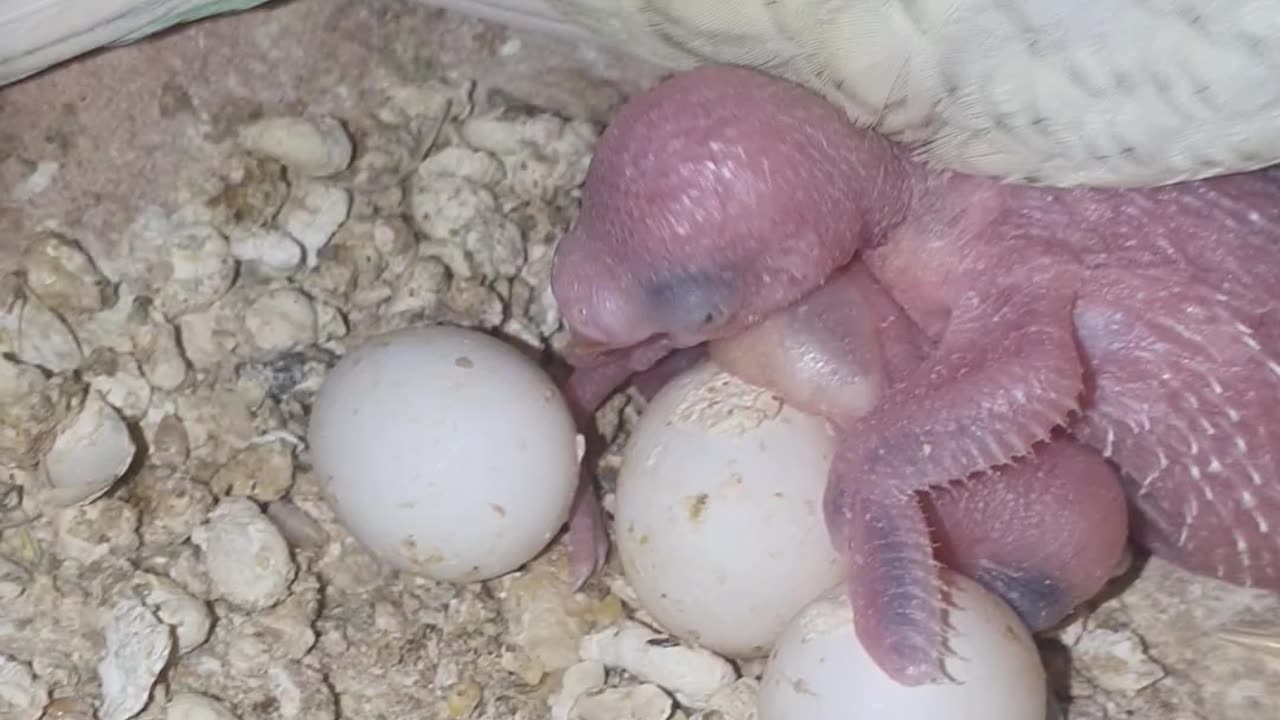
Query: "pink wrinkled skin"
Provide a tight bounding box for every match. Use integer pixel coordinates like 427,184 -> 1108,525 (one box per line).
552,64 -> 1280,686
714,265 -> 1130,634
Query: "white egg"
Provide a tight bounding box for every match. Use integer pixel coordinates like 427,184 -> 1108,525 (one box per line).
614,361 -> 844,658
308,325 -> 580,583
758,569 -> 1047,720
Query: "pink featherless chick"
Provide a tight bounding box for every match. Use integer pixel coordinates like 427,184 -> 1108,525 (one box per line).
551,64 -> 1280,685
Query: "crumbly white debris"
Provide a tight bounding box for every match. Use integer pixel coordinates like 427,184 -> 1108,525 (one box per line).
97,599 -> 173,720
191,497 -> 296,611
84,349 -> 153,420
0,54 -> 1272,720
209,441 -> 294,502
244,289 -> 318,355
237,116 -> 354,180
128,572 -> 213,655
550,661 -> 606,720
670,370 -> 784,437
165,692 -> 240,720
128,304 -> 189,391
16,290 -> 84,372
570,683 -> 675,720
39,390 -> 136,508
697,679 -> 760,720
580,620 -> 738,708
22,233 -> 114,314
279,182 -> 351,268
121,216 -> 236,318
54,499 -> 140,565
0,654 -> 48,720
228,229 -> 305,275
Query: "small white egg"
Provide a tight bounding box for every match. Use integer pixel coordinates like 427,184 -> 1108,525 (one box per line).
758,569 -> 1047,720
614,361 -> 844,658
308,325 -> 580,582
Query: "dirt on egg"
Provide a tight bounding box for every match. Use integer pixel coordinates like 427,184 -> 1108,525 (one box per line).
1,2 -> 1277,720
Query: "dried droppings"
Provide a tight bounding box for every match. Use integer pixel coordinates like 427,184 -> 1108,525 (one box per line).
129,572 -> 214,655
176,388 -> 255,464
385,256 -> 450,317
125,212 -> 237,318
550,661 -> 606,720
238,115 -> 354,179
126,468 -> 213,547
223,592 -> 320,674
443,680 -> 483,717
54,498 -> 140,564
264,663 -> 336,720
191,497 -> 296,611
39,389 -> 136,508
280,182 -> 350,268
229,229 -> 304,275
418,146 -> 507,186
236,350 -> 332,403
205,156 -> 289,231
579,621 -> 737,709
0,356 -> 83,467
166,692 -> 240,720
459,114 -> 597,201
128,302 -> 190,391
1073,626 -> 1168,694
265,500 -> 328,550
244,289 -> 318,355
698,678 -> 759,720
22,232 -> 114,314
409,173 -> 525,280
97,599 -> 173,720
149,414 -> 191,468
84,348 -> 152,419
16,289 -> 83,372
569,684 -> 675,720
0,654 -> 47,720
499,558 -> 597,672
209,441 -> 294,502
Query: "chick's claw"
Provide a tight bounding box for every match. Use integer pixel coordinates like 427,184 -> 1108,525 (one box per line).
567,470 -> 609,590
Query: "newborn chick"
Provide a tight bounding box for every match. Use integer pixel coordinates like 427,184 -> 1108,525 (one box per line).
552,64 -> 1280,685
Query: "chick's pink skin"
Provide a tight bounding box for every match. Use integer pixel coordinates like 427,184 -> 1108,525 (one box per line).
550,64 -> 913,360
714,265 -> 1130,633
552,64 -> 1280,685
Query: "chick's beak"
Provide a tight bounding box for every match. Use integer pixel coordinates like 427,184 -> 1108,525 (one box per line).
564,334 -> 613,363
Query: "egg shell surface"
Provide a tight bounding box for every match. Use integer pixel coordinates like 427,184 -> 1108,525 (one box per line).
758,569 -> 1047,720
615,361 -> 845,658
307,325 -> 579,582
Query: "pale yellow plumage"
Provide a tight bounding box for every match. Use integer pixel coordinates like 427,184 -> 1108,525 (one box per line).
438,0 -> 1280,188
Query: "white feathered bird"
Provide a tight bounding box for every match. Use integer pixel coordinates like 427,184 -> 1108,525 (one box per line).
429,0 -> 1280,188
2,0 -> 1278,186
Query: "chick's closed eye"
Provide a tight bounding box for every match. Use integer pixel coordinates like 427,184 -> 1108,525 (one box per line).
644,267 -> 739,342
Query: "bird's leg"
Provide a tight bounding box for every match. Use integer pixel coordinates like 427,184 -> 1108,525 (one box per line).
822,267 -> 1085,683
716,261 -> 1087,683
